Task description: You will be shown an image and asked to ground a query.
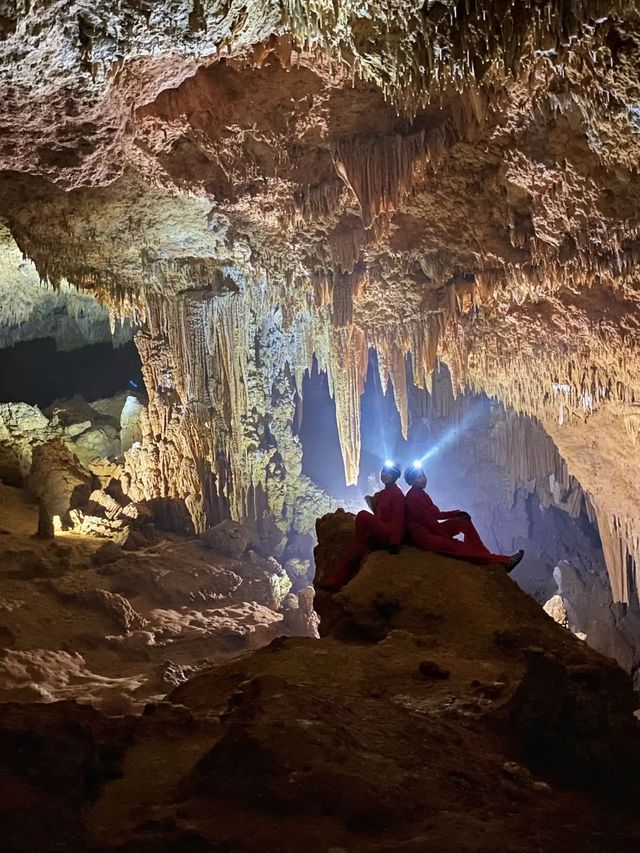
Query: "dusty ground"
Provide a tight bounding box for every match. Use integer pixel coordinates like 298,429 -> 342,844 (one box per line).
0,482 -> 308,712
1,510 -> 639,852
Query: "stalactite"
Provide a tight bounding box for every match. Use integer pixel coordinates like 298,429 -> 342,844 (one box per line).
331,267 -> 367,330
312,271 -> 332,309
328,221 -> 365,275
328,325 -> 368,485
438,268 -> 640,601
594,509 -> 640,606
293,179 -> 345,225
332,126 -> 450,228
284,0 -> 625,114
488,412 -> 586,519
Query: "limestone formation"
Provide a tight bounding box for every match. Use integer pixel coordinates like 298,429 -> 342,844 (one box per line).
2,6 -> 640,848
1,2 -> 638,605
0,402 -> 51,485
27,439 -> 93,530
200,518 -> 256,559
0,394 -> 157,541
0,394 -> 144,482
545,559 -> 640,683
0,225 -> 131,350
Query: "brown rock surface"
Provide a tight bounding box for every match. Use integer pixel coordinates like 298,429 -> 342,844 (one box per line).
1,510 -> 639,852
0,482 -> 316,715
27,439 -> 94,528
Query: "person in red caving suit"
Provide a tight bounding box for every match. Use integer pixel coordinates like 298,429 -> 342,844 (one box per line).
322,461 -> 406,591
404,461 -> 524,572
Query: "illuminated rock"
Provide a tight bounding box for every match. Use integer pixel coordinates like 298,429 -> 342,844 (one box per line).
200,518 -> 255,559
546,560 -> 640,682
0,402 -> 51,485
27,439 -> 93,531
119,394 -> 144,453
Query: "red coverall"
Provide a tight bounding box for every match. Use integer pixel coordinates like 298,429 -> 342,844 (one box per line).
328,483 -> 406,588
405,485 -> 510,565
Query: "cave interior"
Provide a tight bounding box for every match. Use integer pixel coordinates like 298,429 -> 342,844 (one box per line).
1,2 -> 640,851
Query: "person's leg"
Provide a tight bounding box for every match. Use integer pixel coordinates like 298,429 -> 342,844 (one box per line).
354,510 -> 377,554
411,526 -> 507,565
438,517 -> 491,554
361,515 -> 393,550
325,512 -> 387,590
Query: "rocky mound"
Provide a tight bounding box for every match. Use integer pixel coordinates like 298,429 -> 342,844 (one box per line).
0,482 -> 317,713
1,511 -> 639,853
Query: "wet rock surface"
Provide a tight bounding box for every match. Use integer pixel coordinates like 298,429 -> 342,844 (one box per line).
0,510 -> 638,852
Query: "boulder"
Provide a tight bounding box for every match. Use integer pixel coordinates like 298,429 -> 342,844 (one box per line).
311,511 -> 640,788
90,393 -> 129,424
200,518 -> 254,559
45,396 -> 103,429
281,586 -> 319,638
284,557 -> 312,591
232,551 -> 292,609
72,425 -> 120,465
312,507 -> 357,590
27,439 -> 93,530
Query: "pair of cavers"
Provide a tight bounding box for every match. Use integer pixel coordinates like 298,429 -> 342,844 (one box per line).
322,461 -> 524,592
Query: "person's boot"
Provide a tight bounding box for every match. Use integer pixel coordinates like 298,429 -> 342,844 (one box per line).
506,549 -> 524,573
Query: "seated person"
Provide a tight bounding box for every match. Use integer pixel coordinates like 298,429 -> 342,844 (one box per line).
404,462 -> 524,573
322,461 -> 406,591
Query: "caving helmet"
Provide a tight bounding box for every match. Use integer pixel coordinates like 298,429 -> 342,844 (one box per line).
404,460 -> 425,485
381,460 -> 402,481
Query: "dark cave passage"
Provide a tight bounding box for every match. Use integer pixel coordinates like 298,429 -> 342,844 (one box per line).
300,351 -> 406,497
0,338 -> 143,407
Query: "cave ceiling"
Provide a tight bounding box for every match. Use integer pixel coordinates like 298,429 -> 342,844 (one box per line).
1,1 -> 640,598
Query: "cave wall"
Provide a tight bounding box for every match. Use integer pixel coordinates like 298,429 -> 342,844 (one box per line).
0,2 -> 639,604
400,368 -> 640,677
121,287 -> 335,545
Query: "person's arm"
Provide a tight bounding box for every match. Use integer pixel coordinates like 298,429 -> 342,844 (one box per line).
368,490 -> 381,513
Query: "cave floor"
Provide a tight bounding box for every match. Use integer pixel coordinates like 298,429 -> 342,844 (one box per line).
0,483 -> 287,711
1,506 -> 640,852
